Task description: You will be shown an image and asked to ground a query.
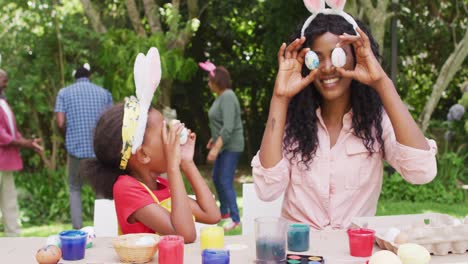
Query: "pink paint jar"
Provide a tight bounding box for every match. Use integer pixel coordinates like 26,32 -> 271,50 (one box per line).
158,235 -> 184,264
347,228 -> 375,257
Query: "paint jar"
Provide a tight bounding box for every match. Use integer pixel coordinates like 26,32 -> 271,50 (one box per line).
59,230 -> 87,260
288,223 -> 310,252
255,217 -> 287,262
347,228 -> 375,257
202,249 -> 230,264
200,226 -> 224,250
158,235 -> 184,264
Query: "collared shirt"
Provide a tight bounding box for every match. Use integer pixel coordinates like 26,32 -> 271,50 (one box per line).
55,78 -> 113,158
251,109 -> 437,230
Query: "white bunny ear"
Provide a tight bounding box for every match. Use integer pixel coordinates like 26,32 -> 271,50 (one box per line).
304,0 -> 325,13
146,47 -> 162,91
83,63 -> 91,71
326,0 -> 346,11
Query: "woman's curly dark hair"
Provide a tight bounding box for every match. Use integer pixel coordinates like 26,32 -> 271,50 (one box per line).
79,104 -> 128,199
284,14 -> 384,167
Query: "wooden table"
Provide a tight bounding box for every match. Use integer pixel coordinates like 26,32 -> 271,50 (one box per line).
1,230 -> 467,263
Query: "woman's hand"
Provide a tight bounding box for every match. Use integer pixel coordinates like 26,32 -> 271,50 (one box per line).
206,138 -> 213,149
180,131 -> 196,163
162,121 -> 184,169
206,147 -> 219,162
336,27 -> 387,88
274,37 -> 318,99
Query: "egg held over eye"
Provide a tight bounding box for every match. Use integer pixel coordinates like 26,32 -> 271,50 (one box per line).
331,47 -> 346,68
36,245 -> 62,264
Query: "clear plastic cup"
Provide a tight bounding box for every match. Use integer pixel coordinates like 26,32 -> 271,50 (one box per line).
59,230 -> 87,260
255,217 -> 287,262
347,228 -> 375,257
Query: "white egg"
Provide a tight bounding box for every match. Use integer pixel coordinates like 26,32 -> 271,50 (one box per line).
397,243 -> 431,264
331,47 -> 346,67
383,227 -> 401,243
369,250 -> 402,264
135,236 -> 157,246
394,232 -> 409,245
170,119 -> 189,145
305,50 -> 320,70
80,226 -> 96,248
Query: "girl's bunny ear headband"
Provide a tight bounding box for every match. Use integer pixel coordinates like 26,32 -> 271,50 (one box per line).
198,61 -> 216,77
120,47 -> 162,170
120,47 -> 188,170
302,0 -> 359,71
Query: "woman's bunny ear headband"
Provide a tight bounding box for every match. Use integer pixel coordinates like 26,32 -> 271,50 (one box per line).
72,63 -> 91,77
120,47 -> 161,170
302,0 -> 359,70
198,61 -> 216,77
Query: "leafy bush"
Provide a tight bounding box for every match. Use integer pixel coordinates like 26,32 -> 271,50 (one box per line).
380,151 -> 466,204
14,167 -> 95,226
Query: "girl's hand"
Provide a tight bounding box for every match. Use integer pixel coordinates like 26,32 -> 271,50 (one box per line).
336,27 -> 387,88
180,131 -> 196,162
274,37 -> 318,99
162,121 -> 184,168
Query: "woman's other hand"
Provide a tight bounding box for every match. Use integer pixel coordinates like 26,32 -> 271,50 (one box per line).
206,138 -> 213,149
274,37 -> 318,99
336,27 -> 387,88
206,147 -> 219,162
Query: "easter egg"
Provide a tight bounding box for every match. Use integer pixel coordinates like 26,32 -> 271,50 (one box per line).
331,47 -> 346,67
170,119 -> 189,145
397,243 -> 431,264
369,250 -> 402,264
383,227 -> 401,243
394,231 -> 409,245
305,50 -> 319,70
80,226 -> 96,248
36,245 -> 62,264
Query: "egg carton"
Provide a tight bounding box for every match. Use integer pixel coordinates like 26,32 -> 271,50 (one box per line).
351,213 -> 468,256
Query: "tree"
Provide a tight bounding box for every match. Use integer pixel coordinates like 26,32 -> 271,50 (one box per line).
419,28 -> 468,131
79,0 -> 201,107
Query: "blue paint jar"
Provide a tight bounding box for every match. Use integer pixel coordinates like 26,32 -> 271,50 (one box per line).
287,223 -> 310,252
202,249 -> 230,264
59,230 -> 87,260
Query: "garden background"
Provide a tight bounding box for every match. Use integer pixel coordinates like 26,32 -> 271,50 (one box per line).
0,0 -> 466,236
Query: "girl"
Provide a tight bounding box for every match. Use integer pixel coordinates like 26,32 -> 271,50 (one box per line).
252,0 -> 437,230
199,62 -> 244,231
81,48 -> 220,243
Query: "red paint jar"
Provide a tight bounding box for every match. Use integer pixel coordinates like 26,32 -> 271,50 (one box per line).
347,228 -> 375,257
158,235 -> 184,264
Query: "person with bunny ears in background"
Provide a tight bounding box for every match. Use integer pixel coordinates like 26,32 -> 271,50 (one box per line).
252,0 -> 438,230
55,63 -> 113,229
80,48 -> 220,243
199,62 -> 244,232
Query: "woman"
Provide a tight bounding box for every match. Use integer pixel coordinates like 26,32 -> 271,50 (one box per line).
252,1 -> 437,230
199,62 -> 244,231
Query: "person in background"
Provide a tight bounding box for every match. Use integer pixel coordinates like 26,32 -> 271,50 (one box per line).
199,62 -> 244,231
55,64 -> 113,229
0,69 -> 43,236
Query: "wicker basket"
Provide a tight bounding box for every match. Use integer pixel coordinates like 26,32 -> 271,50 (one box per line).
112,234 -> 160,263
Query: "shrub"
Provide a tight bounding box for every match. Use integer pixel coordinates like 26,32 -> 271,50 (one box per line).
14,167 -> 95,226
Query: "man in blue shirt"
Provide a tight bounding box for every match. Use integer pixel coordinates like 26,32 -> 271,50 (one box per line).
55,65 -> 113,229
